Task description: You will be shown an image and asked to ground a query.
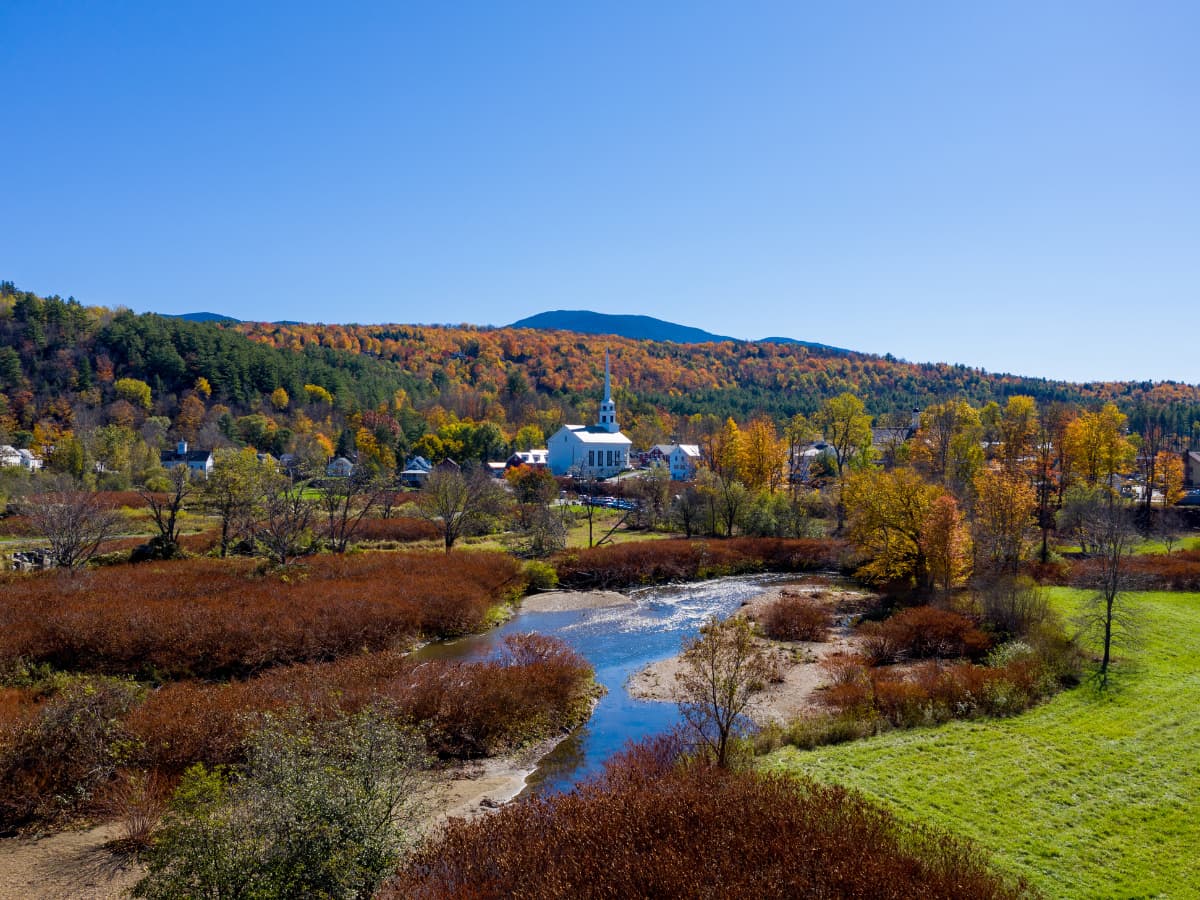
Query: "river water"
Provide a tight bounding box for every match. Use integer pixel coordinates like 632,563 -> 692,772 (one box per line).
410,573 -> 811,795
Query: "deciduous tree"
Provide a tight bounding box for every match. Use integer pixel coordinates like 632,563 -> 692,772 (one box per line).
674,615 -> 775,768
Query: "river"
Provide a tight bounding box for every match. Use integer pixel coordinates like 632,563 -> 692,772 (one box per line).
410,573 -> 814,795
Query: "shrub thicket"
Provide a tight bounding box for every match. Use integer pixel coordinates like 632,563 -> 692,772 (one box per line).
858,605 -> 992,664
126,635 -> 594,773
759,590 -> 832,642
0,552 -> 524,680
386,736 -> 1027,899
0,675 -> 142,832
555,538 -> 845,590
134,710 -> 430,900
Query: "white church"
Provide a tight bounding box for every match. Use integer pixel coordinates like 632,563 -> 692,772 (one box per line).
548,351 -> 633,478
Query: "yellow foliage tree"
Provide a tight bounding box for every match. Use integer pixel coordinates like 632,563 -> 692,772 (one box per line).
921,493 -> 971,592
739,417 -> 786,492
270,387 -> 290,411
972,467 -> 1037,577
1155,451 -> 1185,507
843,467 -> 942,588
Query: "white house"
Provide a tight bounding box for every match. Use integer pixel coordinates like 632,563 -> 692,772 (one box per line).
0,445 -> 21,468
668,444 -> 701,481
325,456 -> 355,478
548,351 -> 633,478
160,441 -> 213,478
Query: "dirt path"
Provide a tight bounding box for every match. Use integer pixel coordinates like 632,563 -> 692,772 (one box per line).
0,824 -> 142,900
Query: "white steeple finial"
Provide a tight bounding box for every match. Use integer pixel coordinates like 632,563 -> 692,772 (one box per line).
597,349 -> 619,433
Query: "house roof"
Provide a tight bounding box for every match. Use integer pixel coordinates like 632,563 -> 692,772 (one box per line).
672,444 -> 700,457
558,425 -> 632,445
161,448 -> 213,464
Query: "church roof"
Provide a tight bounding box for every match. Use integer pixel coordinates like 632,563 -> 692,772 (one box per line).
558,425 -> 632,444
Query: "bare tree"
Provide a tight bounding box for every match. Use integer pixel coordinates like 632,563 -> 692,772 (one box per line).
24,486 -> 122,569
674,616 -> 775,768
317,472 -> 382,553
139,465 -> 197,553
417,466 -> 508,552
259,478 -> 317,566
1074,499 -> 1139,689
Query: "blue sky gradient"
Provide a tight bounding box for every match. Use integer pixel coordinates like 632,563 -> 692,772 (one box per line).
2,1 -> 1197,382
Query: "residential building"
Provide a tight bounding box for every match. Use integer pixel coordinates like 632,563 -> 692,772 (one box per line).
160,440 -> 213,478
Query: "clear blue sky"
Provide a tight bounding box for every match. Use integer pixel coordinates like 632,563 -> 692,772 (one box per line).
2,1 -> 1197,384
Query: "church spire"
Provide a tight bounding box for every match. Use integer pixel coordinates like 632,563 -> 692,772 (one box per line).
597,349 -> 619,433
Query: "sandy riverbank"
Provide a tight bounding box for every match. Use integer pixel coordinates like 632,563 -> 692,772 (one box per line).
627,582 -> 874,724
520,589 -> 632,612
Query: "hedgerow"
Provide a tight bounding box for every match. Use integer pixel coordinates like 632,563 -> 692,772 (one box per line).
385,735 -> 1029,899
0,552 -> 524,680
555,537 -> 847,590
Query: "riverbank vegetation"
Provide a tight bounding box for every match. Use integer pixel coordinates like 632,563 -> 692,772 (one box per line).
386,734 -> 1029,899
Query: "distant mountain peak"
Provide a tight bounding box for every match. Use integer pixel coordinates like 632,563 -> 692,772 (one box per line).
508,310 -> 736,344
164,311 -> 241,324
507,309 -> 846,352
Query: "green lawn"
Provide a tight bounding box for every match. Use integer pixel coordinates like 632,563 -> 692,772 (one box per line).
762,588 -> 1200,898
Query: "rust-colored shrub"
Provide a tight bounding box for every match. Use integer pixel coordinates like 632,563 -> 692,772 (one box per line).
0,552 -> 524,680
760,590 -> 832,641
822,656 -> 1053,728
858,605 -> 991,664
556,538 -> 846,590
0,676 -> 141,832
385,742 -> 1026,899
351,517 -> 441,544
126,636 -> 594,773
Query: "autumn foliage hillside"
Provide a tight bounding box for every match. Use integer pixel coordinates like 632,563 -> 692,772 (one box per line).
234,319 -> 1200,422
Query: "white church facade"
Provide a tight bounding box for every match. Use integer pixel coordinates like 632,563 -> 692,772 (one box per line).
547,351 -> 633,478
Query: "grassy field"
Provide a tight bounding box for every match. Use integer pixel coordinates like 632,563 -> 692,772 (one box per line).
762,588 -> 1200,898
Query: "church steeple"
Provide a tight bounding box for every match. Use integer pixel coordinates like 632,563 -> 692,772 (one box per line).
597,349 -> 619,433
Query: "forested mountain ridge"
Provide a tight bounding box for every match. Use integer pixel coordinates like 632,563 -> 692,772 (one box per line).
3,281 -> 1199,484
232,318 -> 1200,439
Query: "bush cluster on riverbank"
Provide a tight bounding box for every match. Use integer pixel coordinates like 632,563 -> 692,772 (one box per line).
0,634 -> 595,832
385,734 -> 1028,899
555,537 -> 848,590
0,551 -> 591,834
0,552 -> 524,680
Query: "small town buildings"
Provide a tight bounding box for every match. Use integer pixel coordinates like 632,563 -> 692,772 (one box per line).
399,455 -> 433,488
160,440 -> 213,478
325,456 -> 355,478
668,444 -> 701,481
506,449 -> 549,470
1185,450 -> 1200,489
0,445 -> 22,468
548,351 -> 633,478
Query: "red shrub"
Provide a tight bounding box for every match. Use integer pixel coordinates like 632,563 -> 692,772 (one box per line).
386,746 -> 1025,899
0,552 -> 524,680
760,591 -> 832,642
351,517 -> 441,544
556,538 -> 846,590
858,605 -> 991,663
126,636 -> 594,773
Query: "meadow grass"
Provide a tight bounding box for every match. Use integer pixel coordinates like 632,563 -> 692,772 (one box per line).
762,588 -> 1200,898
